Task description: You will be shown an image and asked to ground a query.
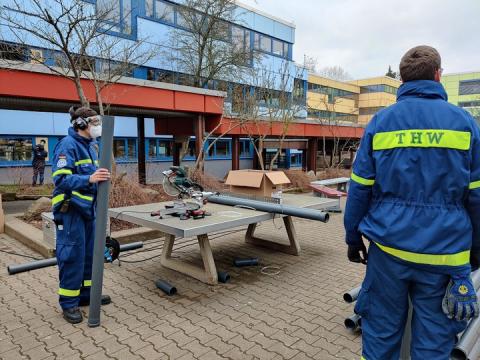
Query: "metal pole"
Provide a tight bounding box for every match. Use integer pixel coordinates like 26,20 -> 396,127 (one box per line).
137,116 -> 146,185
399,296 -> 413,360
88,115 -> 114,327
208,194 -> 329,222
7,242 -> 143,275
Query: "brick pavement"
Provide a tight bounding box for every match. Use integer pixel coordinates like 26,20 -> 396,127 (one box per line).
0,204 -> 364,359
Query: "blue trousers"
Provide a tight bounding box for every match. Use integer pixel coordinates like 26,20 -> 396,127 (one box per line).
356,243 -> 467,360
55,209 -> 95,310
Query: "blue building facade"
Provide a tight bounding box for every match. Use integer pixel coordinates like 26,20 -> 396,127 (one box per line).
0,0 -> 305,184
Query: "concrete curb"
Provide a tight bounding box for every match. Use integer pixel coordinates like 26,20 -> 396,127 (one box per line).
5,214 -> 164,259
5,214 -> 53,258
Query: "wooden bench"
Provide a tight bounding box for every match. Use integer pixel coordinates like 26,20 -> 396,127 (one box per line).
309,183 -> 347,212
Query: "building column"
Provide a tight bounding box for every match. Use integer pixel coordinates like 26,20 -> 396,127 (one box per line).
137,116 -> 146,185
252,140 -> 259,170
231,135 -> 239,170
307,137 -> 318,172
195,114 -> 205,159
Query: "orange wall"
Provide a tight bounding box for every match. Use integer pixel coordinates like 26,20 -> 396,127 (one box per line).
0,69 -> 224,114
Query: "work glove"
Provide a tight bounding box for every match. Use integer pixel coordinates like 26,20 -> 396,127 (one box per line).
348,243 -> 368,265
442,275 -> 479,321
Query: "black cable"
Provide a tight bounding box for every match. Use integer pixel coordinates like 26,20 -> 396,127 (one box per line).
0,249 -> 41,260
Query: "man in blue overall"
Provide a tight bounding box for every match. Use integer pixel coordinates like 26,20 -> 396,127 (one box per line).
32,139 -> 47,186
51,106 -> 111,324
344,46 -> 480,359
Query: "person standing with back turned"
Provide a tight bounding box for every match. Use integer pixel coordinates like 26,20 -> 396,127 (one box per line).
344,45 -> 480,359
51,106 -> 112,324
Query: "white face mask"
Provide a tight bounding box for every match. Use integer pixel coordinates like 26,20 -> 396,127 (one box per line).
89,125 -> 102,139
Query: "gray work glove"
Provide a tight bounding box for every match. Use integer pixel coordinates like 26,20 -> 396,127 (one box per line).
442,275 -> 480,321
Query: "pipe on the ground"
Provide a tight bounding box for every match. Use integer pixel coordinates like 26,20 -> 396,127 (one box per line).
207,195 -> 329,222
155,280 -> 177,295
343,286 -> 361,303
233,258 -> 259,267
217,271 -> 231,283
7,242 -> 143,275
344,314 -> 361,331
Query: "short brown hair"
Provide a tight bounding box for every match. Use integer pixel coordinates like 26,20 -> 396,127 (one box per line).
399,45 -> 441,82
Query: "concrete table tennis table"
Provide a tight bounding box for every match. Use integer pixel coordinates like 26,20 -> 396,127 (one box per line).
108,194 -> 337,285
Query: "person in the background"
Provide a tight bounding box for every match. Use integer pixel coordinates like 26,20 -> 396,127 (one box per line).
51,106 -> 111,324
32,139 -> 47,186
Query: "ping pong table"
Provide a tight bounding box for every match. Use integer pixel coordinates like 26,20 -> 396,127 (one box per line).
109,194 -> 337,285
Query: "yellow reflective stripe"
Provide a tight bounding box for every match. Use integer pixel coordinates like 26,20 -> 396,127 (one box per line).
470,180 -> 480,190
51,194 -> 65,206
373,129 -> 471,151
51,169 -> 73,177
72,191 -> 93,201
374,241 -> 470,266
75,159 -> 93,166
58,288 -> 80,297
83,280 -> 92,287
351,173 -> 375,186
361,357 -> 367,360
94,160 -> 99,166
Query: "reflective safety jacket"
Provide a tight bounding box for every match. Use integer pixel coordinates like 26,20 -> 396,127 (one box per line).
344,80 -> 480,276
51,127 -> 98,219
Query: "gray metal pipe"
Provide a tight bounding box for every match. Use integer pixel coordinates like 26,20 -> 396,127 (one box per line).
343,286 -> 361,303
450,287 -> 480,360
344,314 -> 361,331
207,194 -> 329,222
7,242 -> 143,275
88,115 -> 114,328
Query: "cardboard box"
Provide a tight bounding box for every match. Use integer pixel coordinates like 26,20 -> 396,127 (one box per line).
225,170 -> 291,197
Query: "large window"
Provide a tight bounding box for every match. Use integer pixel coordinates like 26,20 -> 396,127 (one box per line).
360,84 -> 397,95
240,139 -> 252,158
206,139 -> 231,158
0,137 -> 33,163
97,0 -> 132,35
146,0 -> 175,24
113,138 -> 136,160
308,83 -> 357,102
459,80 -> 480,96
0,42 -> 27,61
359,107 -> 384,116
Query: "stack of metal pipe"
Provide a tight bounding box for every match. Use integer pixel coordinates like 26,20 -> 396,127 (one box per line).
342,270 -> 480,359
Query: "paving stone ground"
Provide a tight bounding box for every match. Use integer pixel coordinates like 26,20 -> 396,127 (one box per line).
0,201 -> 364,359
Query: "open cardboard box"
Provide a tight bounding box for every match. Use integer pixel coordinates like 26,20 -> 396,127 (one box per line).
225,170 -> 291,197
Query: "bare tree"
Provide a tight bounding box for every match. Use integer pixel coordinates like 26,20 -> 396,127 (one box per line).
0,0 -> 154,114
308,89 -> 358,170
303,54 -> 317,73
167,0 -> 259,88
317,65 -> 352,82
0,0 -> 119,106
232,62 -> 305,170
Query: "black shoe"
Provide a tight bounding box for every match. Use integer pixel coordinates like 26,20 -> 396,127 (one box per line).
79,295 -> 112,307
63,307 -> 83,324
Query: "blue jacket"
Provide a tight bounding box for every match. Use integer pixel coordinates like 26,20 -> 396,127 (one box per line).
51,127 -> 98,219
344,80 -> 480,275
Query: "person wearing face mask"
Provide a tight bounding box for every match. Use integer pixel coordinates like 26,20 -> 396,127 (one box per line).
51,105 -> 111,324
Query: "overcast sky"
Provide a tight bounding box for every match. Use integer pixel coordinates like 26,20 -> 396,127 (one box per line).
241,0 -> 480,79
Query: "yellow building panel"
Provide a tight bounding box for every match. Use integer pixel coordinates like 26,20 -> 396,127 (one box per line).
307,93 -> 358,114
308,74 -> 360,93
350,76 -> 401,88
358,93 -> 396,108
